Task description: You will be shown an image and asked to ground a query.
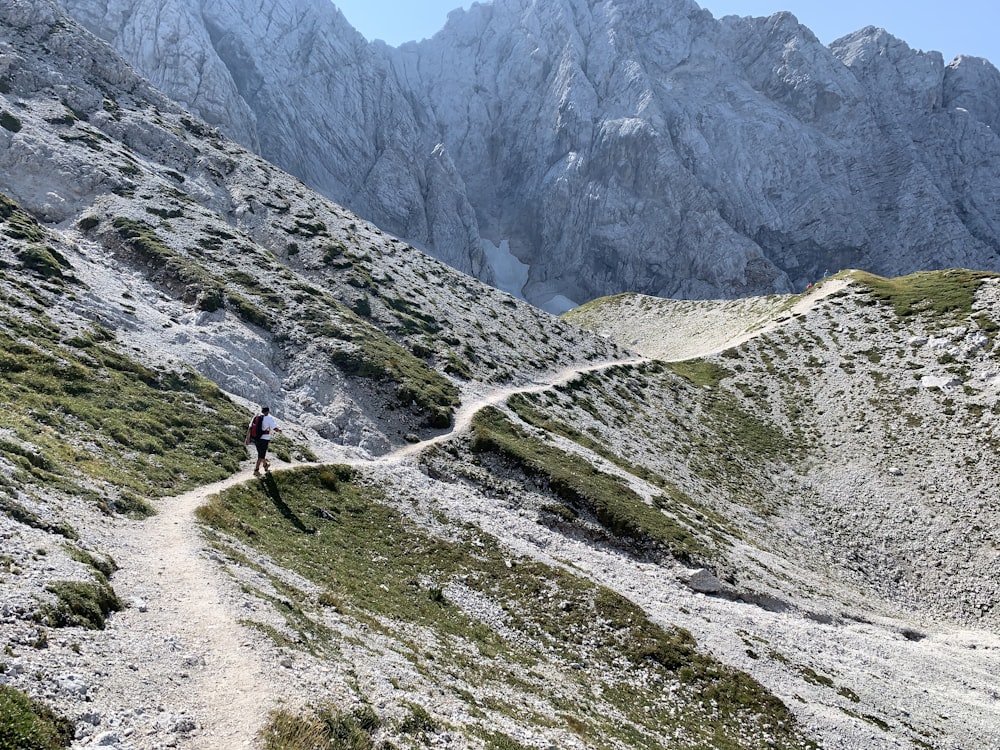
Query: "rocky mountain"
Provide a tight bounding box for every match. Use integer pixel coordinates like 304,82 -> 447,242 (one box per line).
57,0 -> 1000,312
3,2 -> 1000,750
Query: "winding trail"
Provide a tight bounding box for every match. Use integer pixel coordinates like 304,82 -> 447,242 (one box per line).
102,358 -> 644,749
103,284 -> 844,748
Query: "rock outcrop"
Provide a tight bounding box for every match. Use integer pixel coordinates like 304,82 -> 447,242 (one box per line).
58,0 -> 1000,311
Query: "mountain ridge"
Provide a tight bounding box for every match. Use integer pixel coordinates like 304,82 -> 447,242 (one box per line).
56,0 -> 1000,310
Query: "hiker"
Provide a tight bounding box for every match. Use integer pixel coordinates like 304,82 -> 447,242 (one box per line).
245,406 -> 281,476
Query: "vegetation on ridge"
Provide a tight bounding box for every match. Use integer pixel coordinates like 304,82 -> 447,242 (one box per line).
850,269 -> 999,319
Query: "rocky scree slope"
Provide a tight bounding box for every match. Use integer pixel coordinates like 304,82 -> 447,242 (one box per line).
413,271 -> 1000,750
565,270 -> 1000,629
0,0 -> 623,453
58,0 -> 1000,310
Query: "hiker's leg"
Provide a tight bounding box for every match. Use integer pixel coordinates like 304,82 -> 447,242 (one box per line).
254,439 -> 267,474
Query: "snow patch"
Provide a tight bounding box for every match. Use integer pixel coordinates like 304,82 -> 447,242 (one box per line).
481,238 -> 529,300
540,294 -> 579,315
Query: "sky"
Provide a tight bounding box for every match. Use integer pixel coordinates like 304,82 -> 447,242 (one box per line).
330,0 -> 998,65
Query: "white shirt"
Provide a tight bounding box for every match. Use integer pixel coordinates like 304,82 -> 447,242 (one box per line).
252,414 -> 278,440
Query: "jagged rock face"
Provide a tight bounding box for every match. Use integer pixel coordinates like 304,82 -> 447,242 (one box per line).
58,0 -> 492,284
58,0 -> 1000,309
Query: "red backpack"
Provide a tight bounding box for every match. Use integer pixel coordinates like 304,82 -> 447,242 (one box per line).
249,414 -> 265,439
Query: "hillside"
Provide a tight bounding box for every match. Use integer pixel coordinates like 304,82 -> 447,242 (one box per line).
3,3 -> 1000,750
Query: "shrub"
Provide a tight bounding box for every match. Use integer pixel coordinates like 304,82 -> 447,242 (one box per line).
0,686 -> 74,750
18,246 -> 69,280
261,705 -> 379,750
42,580 -> 123,629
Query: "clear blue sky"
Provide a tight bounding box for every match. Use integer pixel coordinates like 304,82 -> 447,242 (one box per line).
331,0 -> 998,65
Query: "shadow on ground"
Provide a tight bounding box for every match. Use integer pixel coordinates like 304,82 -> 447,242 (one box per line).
257,473 -> 316,534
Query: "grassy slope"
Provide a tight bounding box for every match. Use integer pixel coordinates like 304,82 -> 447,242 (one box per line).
198,466 -> 816,750
1,201 -> 248,509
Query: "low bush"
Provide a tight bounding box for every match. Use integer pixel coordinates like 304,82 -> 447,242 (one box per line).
0,686 -> 74,750
42,579 -> 123,630
261,705 -> 380,750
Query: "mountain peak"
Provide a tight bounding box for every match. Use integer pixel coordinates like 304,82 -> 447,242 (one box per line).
57,0 -> 1000,308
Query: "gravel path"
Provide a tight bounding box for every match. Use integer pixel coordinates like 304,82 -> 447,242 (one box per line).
94,472 -> 277,748
79,356 -> 649,748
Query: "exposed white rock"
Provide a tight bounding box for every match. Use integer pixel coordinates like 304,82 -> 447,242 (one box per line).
59,0 -> 1000,308
920,374 -> 962,389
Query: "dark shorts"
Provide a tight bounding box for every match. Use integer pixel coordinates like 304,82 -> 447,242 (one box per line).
253,437 -> 271,459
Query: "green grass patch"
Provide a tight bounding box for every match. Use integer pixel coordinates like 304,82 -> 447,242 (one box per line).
507,392 -> 733,545
331,327 -> 459,428
41,579 -> 122,630
471,407 -> 709,563
112,217 -> 226,312
384,295 -> 443,335
1,193 -> 44,243
0,318 -> 247,499
661,363 -> 800,486
199,466 -> 813,749
665,359 -> 732,388
481,729 -> 532,750
66,545 -> 117,579
0,495 -> 77,540
261,705 -> 379,750
561,292 -> 634,321
17,245 -> 73,283
851,270 -> 999,319
0,686 -> 74,750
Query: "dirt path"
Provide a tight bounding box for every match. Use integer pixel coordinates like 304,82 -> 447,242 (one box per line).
99,357 -> 641,748
693,278 -> 849,359
102,472 -> 276,749
390,357 -> 645,460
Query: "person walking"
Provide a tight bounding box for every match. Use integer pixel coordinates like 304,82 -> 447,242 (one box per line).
245,406 -> 281,476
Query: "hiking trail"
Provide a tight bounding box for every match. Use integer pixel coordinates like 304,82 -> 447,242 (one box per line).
100,285 -> 840,748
